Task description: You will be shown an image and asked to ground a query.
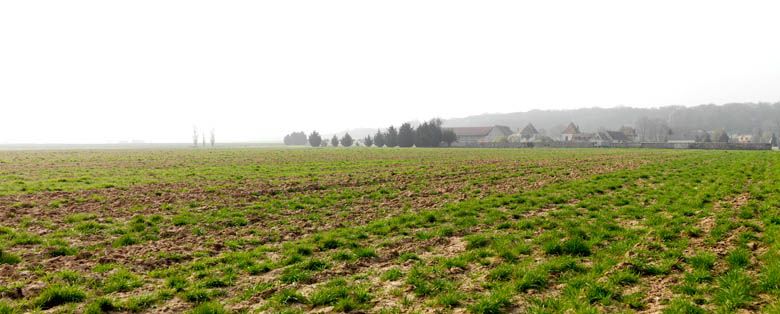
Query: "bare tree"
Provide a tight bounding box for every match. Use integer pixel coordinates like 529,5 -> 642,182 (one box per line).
210,129 -> 215,147
635,117 -> 672,142
192,126 -> 199,147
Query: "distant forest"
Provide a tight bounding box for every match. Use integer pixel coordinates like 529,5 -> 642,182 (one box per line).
443,102 -> 780,141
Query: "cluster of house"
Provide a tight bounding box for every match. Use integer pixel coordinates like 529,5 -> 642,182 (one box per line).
449,122 -> 780,150
449,122 -> 637,146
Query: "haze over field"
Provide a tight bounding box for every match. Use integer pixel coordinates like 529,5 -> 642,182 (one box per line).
2,1 -> 780,144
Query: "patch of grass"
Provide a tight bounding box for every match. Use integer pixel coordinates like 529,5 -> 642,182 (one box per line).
726,248 -> 751,269
437,291 -> 465,308
353,247 -> 377,259
122,293 -> 159,312
301,259 -> 329,271
381,268 -> 403,281
543,237 -> 591,256
112,234 -> 139,247
75,221 -> 105,234
247,262 -> 273,275
516,268 -> 549,292
398,252 -> 419,262
84,297 -> 117,314
487,264 -> 515,282
280,267 -> 312,284
34,285 -> 86,309
46,245 -> 77,257
103,269 -> 142,293
172,213 -> 197,226
331,250 -> 356,262
319,238 -> 343,250
585,282 -> 618,305
166,276 -> 189,292
687,252 -> 716,271
469,288 -> 512,314
663,298 -> 705,314
760,263 -> 780,292
465,234 -> 492,249
610,270 -> 640,286
10,232 -> 41,245
55,270 -> 85,285
0,249 -> 20,265
184,288 -> 212,304
714,270 -> 754,311
0,301 -> 16,314
273,288 -> 307,305
200,273 -> 235,288
190,302 -> 227,314
65,213 -> 97,223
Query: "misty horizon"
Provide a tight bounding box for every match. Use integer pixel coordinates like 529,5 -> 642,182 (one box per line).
2,102 -> 779,145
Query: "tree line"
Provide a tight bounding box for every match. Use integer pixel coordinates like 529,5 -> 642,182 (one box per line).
444,102 -> 780,142
283,118 -> 458,147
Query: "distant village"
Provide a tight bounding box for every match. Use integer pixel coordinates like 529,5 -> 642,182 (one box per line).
282,119 -> 780,150
449,122 -> 780,150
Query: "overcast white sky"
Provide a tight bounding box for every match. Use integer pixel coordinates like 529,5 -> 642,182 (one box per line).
1,1 -> 779,143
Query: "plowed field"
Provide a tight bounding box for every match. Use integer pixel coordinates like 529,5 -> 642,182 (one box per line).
2,148 -> 779,313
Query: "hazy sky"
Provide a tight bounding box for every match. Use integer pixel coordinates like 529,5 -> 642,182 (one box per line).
2,1 -> 779,143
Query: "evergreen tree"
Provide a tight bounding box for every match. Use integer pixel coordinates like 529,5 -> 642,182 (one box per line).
411,118 -> 444,147
398,123 -> 415,147
386,126 -> 398,147
341,133 -> 354,147
414,121 -> 430,147
364,135 -> 373,147
331,135 -> 339,147
374,130 -> 386,147
308,131 -> 322,147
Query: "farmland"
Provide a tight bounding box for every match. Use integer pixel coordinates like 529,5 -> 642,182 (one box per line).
1,148 -> 780,313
